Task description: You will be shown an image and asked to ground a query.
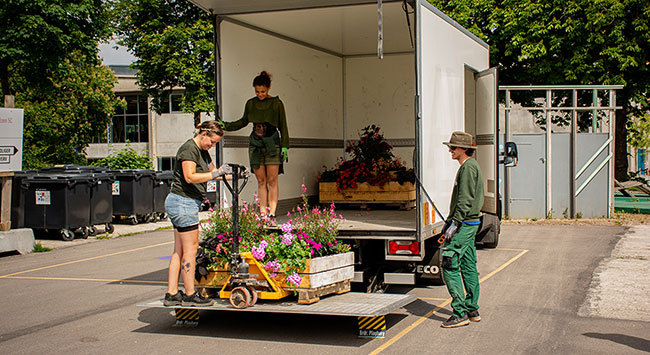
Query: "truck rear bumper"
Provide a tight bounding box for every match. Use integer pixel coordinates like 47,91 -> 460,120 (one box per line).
383,273 -> 416,285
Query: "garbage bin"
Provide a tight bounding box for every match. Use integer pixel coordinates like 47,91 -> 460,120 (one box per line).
152,170 -> 173,221
110,169 -> 155,224
22,174 -> 92,241
39,165 -> 114,235
10,170 -> 38,230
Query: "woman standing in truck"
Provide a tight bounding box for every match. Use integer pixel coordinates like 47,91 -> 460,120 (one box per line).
219,71 -> 289,220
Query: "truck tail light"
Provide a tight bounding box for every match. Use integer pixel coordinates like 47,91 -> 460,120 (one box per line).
388,241 -> 420,255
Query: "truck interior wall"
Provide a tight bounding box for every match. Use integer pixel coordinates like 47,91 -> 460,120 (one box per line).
343,54 -> 415,166
220,21 -> 343,203
418,3 -> 489,220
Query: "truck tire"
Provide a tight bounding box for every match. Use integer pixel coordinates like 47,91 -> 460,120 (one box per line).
477,213 -> 500,248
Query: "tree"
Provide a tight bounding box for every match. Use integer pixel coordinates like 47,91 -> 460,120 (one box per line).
115,0 -> 215,126
428,0 -> 650,179
0,0 -> 114,97
16,52 -> 121,169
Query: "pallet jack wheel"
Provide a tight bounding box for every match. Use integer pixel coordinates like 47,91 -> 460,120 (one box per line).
246,286 -> 258,306
229,286 -> 251,309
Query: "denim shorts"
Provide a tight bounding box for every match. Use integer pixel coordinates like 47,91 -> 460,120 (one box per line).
164,192 -> 202,228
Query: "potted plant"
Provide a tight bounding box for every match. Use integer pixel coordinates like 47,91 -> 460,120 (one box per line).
195,184 -> 353,303
318,125 -> 416,208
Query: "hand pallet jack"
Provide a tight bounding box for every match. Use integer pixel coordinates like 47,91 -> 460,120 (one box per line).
217,164 -> 292,309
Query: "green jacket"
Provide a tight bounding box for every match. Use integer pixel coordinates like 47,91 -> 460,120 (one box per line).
222,96 -> 289,148
448,158 -> 484,224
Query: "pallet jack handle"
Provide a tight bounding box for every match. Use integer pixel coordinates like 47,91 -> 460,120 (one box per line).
221,163 -> 250,277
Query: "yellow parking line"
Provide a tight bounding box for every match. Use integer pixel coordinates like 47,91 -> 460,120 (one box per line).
417,297 -> 448,301
0,241 -> 173,278
494,247 -> 527,252
4,275 -> 168,284
369,249 -> 529,355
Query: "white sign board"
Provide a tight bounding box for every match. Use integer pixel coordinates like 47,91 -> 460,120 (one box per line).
0,108 -> 24,172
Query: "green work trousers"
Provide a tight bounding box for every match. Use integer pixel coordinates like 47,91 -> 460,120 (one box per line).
442,223 -> 480,318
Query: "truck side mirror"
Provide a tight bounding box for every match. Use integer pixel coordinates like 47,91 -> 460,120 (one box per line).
501,142 -> 518,167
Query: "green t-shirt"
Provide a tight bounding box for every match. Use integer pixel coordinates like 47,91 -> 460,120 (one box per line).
222,96 -> 290,148
171,138 -> 212,201
448,158 -> 484,224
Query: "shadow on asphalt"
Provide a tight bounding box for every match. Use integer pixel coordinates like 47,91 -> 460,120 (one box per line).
133,307 -> 409,345
108,269 -> 168,286
583,332 -> 650,353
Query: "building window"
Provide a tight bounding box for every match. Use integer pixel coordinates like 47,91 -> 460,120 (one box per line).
112,94 -> 149,143
160,92 -> 185,114
158,156 -> 176,171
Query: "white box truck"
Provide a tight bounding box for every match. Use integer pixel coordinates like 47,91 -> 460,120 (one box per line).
189,0 -> 517,288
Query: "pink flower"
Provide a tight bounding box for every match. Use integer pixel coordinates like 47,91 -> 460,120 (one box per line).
281,233 -> 293,245
280,222 -> 293,234
301,183 -> 307,193
287,273 -> 302,287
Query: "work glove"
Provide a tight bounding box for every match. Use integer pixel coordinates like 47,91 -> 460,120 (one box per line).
281,147 -> 289,162
441,220 -> 451,234
211,163 -> 232,178
240,166 -> 251,178
444,221 -> 458,242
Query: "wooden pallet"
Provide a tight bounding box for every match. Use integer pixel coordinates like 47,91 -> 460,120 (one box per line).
298,279 -> 351,304
319,182 -> 416,210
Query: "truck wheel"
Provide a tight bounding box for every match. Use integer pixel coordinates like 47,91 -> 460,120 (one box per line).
483,229 -> 499,248
229,287 -> 251,309
61,229 -> 75,241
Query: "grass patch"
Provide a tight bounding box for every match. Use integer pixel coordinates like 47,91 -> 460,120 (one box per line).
33,242 -> 51,253
96,233 -> 112,240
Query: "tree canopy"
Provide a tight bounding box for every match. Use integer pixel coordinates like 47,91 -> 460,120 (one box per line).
429,0 -> 650,179
0,0 -> 114,96
1,0 -> 121,168
115,0 -> 215,126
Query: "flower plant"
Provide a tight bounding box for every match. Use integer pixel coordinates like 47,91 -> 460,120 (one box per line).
318,125 -> 415,191
196,186 -> 349,289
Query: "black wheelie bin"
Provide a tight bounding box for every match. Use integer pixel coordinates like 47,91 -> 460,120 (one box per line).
10,170 -> 38,230
21,174 -> 92,241
39,165 -> 115,235
152,170 -> 173,221
110,169 -> 155,224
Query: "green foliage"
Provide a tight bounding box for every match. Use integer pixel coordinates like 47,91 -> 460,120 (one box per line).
627,114 -> 650,148
32,242 -> 51,253
0,0 -> 115,96
91,145 -> 153,169
114,0 -> 215,125
428,0 -> 650,177
17,52 -> 121,169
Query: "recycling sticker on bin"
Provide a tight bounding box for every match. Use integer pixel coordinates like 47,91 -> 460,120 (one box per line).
207,180 -> 217,192
36,190 -> 51,205
112,181 -> 120,195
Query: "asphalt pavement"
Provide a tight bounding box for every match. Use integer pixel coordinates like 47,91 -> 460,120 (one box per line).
1,222 -> 649,354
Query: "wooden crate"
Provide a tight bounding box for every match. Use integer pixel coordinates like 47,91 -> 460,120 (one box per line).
196,251 -> 355,304
319,182 -> 416,209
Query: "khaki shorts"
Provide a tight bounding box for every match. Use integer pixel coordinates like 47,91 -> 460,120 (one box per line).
249,145 -> 282,167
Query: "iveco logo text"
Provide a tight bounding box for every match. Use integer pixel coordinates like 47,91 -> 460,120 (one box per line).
415,265 -> 440,274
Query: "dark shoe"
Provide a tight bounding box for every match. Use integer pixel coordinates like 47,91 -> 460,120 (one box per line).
467,310 -> 481,322
163,291 -> 184,306
182,291 -> 214,307
441,314 -> 470,328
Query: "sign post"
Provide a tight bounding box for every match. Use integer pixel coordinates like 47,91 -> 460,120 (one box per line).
0,108 -> 24,230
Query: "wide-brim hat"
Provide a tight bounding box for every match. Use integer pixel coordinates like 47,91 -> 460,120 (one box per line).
443,131 -> 475,149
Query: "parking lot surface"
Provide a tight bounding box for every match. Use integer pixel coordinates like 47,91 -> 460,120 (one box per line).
1,223 -> 649,354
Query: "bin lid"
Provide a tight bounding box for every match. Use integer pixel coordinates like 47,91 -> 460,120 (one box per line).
154,170 -> 174,181
110,169 -> 156,178
40,165 -> 108,173
23,173 -> 94,185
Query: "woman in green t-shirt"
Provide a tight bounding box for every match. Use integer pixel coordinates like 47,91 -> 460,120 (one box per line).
163,120 -> 231,307
220,71 -> 289,220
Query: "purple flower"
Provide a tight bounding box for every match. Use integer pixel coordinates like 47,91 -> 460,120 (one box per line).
252,240 -> 268,260
280,222 -> 293,234
287,273 -> 302,287
265,259 -> 280,272
281,233 -> 293,245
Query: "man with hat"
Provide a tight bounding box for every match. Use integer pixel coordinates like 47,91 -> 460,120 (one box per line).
440,131 -> 484,328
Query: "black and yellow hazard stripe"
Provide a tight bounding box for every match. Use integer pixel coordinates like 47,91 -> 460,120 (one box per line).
357,316 -> 386,338
174,308 -> 199,327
